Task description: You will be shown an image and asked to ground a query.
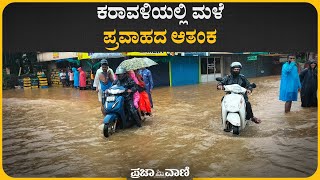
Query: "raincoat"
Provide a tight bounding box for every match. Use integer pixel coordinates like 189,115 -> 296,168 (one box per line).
139,68 -> 154,107
128,71 -> 140,109
299,62 -> 317,107
72,67 -> 79,87
136,73 -> 151,113
78,67 -> 87,88
279,62 -> 301,101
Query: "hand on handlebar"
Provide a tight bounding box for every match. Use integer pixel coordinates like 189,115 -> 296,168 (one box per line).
217,85 -> 223,90
246,89 -> 252,94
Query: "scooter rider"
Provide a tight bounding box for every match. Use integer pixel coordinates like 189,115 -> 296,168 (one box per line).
111,66 -> 142,127
217,62 -> 261,124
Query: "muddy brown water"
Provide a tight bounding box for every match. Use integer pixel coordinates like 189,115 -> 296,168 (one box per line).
2,76 -> 317,178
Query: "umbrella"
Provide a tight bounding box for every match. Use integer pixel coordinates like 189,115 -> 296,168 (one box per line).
117,57 -> 158,71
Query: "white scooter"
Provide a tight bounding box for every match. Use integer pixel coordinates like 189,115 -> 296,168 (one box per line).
216,77 -> 256,135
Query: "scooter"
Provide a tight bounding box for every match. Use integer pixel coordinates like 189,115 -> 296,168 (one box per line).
216,77 -> 256,135
102,85 -> 142,138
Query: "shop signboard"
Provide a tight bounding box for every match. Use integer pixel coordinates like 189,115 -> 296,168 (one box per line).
37,52 -> 78,62
77,52 -> 91,60
247,55 -> 258,61
90,53 -> 125,59
250,52 -> 269,55
53,52 -> 59,59
126,52 -> 168,56
180,52 -> 210,56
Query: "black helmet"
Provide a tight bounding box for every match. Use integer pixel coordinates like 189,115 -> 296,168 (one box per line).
100,59 -> 108,65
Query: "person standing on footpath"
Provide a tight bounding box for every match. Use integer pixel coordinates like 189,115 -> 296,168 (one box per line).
68,69 -> 74,88
78,67 -> 87,90
299,60 -> 317,107
279,54 -> 301,113
72,67 -> 79,89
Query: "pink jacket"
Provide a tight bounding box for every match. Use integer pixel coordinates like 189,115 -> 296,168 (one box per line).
78,67 -> 87,88
128,71 -> 140,109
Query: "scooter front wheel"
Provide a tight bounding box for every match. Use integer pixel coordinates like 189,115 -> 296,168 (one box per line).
103,121 -> 116,138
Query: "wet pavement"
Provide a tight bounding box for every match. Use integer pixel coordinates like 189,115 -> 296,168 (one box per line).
2,76 -> 317,178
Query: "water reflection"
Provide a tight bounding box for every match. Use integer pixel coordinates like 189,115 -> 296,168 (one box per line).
2,76 -> 317,177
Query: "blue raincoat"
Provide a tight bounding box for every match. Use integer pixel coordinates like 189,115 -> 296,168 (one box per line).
279,62 -> 301,101
72,67 -> 80,87
139,68 -> 154,107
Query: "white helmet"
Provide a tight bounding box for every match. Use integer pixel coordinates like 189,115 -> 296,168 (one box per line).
230,62 -> 242,69
115,67 -> 127,75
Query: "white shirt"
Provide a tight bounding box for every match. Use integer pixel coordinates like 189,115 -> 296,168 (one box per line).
93,67 -> 115,90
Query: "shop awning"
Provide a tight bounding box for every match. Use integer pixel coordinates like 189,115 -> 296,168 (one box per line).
89,53 -> 125,59
37,52 -> 78,62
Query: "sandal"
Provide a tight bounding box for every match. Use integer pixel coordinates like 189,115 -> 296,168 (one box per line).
251,117 -> 261,124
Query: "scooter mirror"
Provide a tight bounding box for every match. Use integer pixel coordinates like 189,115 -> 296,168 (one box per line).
216,77 -> 223,81
251,83 -> 257,88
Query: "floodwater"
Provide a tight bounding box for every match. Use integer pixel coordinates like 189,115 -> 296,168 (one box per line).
2,76 -> 317,178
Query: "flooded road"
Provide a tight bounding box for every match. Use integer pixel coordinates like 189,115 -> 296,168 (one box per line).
2,76 -> 317,178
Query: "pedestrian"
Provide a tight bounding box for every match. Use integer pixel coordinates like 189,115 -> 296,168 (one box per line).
279,54 -> 301,113
139,67 -> 154,108
99,60 -> 115,105
59,69 -> 67,87
93,67 -> 103,91
65,68 -> 70,87
78,67 -> 87,90
72,67 -> 79,89
90,70 -> 95,90
68,69 -> 74,87
299,60 -> 317,107
93,59 -> 115,103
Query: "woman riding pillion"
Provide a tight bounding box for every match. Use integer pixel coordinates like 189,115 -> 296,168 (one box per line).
217,62 -> 261,126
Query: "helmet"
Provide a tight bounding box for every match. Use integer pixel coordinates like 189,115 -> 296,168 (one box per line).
230,62 -> 242,69
115,67 -> 127,75
100,59 -> 108,65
